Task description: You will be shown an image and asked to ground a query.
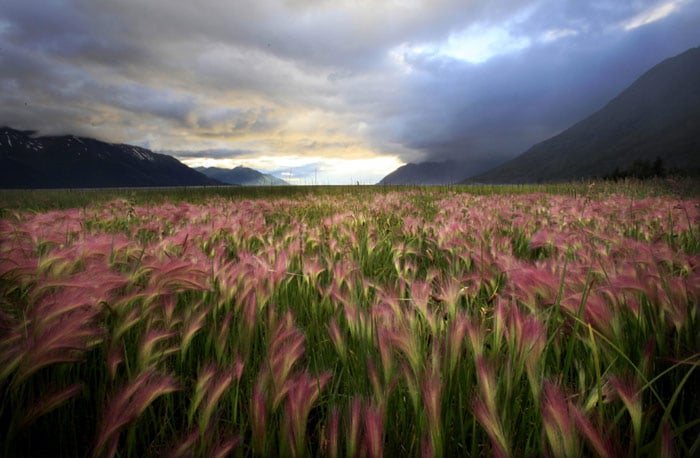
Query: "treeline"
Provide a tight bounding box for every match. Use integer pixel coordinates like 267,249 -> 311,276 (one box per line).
603,157 -> 670,181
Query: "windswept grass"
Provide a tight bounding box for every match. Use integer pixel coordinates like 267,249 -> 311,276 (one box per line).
1,187 -> 698,456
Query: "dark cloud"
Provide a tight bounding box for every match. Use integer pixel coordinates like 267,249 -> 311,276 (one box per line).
376,2 -> 700,163
1,0 -> 699,181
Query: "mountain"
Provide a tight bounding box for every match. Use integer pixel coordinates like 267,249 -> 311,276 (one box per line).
195,166 -> 288,186
378,161 -> 473,185
466,46 -> 700,184
0,127 -> 221,189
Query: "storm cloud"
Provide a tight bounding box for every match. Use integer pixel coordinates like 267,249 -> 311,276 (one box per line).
1,0 -> 699,182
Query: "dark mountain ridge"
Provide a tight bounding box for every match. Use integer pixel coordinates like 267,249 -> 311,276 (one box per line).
377,160 -> 472,185
466,46 -> 700,183
0,127 -> 221,188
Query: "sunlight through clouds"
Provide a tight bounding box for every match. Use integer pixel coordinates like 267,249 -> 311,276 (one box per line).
389,25 -> 532,66
540,28 -> 578,43
439,25 -> 532,63
622,0 -> 687,30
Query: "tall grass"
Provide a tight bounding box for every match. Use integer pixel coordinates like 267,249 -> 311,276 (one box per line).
1,176 -> 698,213
1,187 -> 698,456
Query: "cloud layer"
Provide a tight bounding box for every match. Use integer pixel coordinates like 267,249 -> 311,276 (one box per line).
1,0 -> 699,182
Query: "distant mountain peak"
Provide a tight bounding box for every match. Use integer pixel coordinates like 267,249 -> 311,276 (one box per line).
196,166 -> 288,186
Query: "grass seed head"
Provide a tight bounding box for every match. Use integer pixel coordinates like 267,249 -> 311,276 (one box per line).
94,370 -> 178,457
541,381 -> 578,458
609,374 -> 643,445
471,396 -> 510,458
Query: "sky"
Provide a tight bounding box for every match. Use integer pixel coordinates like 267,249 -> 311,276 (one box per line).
1,1 -> 699,184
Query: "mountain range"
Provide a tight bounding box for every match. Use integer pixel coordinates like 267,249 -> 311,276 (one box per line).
195,166 -> 288,186
380,46 -> 700,185
0,127 -> 220,189
0,128 -> 288,189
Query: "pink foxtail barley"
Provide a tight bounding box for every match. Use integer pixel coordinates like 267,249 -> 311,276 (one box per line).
471,356 -> 510,457
180,304 -> 209,358
94,370 -> 178,457
211,436 -> 240,458
475,357 -> 499,427
106,342 -> 124,380
214,310 -> 233,362
509,304 -> 546,400
232,354 -> 246,382
346,397 -> 362,458
466,319 -> 485,363
14,310 -> 103,385
326,318 -> 347,363
323,406 -> 341,458
659,420 -> 674,458
283,371 -> 332,457
570,403 -> 613,458
138,327 -> 175,369
268,317 -> 306,408
170,430 -> 199,457
363,401 -> 385,458
436,276 -> 464,320
492,297 -> 508,356
471,397 -> 510,458
421,368 -> 443,458
20,384 -> 83,429
608,374 -> 643,447
199,370 -> 233,434
385,323 -> 423,378
189,365 -> 215,426
411,280 -> 437,334
250,384 -> 268,456
366,359 -> 391,404
446,313 -> 469,378
541,381 -> 578,458
562,291 -> 615,340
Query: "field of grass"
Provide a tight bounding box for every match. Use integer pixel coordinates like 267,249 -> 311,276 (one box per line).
1,184 -> 698,457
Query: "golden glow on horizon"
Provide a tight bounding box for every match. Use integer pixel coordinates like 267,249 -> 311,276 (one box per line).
181,154 -> 404,185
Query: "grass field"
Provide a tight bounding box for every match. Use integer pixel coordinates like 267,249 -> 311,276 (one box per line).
1,183 -> 699,457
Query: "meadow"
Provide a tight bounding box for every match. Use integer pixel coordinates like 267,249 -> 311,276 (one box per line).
1,184 -> 698,457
